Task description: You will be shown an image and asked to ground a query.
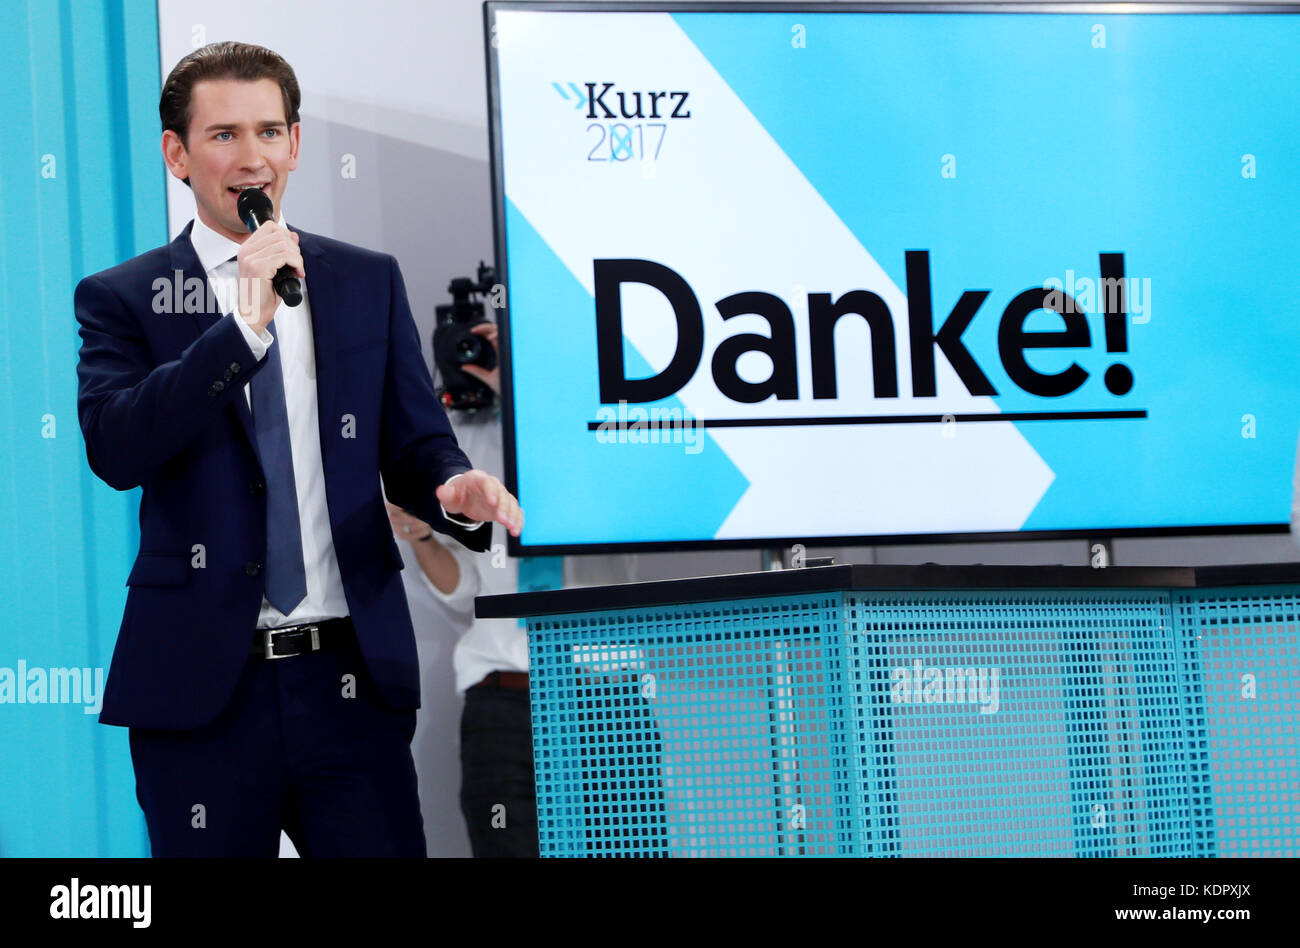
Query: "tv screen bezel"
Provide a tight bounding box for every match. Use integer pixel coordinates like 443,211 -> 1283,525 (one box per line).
483,0 -> 1299,555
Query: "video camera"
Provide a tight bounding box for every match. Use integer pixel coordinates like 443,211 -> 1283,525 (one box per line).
432,261 -> 499,412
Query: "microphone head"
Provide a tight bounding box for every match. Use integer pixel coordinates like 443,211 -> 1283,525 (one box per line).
236,187 -> 275,233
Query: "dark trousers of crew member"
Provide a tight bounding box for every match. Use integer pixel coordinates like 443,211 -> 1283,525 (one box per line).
459,671 -> 540,858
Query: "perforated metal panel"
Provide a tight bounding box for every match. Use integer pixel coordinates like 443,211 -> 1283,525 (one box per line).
526,585 -> 1299,857
842,590 -> 1190,857
528,595 -> 850,857
1172,586 -> 1300,858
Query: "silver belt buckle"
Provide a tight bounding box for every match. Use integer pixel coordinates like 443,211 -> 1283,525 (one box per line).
264,624 -> 321,660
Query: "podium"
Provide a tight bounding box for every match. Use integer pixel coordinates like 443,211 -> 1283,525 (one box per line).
476,563 -> 1300,857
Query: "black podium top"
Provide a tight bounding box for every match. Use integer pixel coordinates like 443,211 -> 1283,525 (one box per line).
474,561 -> 1300,619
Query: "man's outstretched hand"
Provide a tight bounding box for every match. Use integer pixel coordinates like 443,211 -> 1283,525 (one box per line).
436,470 -> 523,537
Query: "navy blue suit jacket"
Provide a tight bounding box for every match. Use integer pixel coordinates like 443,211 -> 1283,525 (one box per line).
75,222 -> 489,730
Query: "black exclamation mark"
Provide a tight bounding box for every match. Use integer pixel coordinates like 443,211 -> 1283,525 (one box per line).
1099,252 -> 1133,395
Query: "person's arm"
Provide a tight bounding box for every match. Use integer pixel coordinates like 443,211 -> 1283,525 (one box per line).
377,255 -> 496,551
415,536 -> 481,617
75,273 -> 271,491
389,503 -> 480,615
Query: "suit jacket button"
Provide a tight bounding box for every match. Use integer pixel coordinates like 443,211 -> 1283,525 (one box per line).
229,362 -> 241,374
223,369 -> 234,382
245,561 -> 262,576
209,380 -> 225,395
250,481 -> 265,495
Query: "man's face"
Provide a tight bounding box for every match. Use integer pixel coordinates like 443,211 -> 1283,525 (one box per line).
161,77 -> 299,242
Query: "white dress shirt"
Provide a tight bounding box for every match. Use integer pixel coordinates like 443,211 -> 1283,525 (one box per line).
190,214 -> 348,629
192,215 -> 481,630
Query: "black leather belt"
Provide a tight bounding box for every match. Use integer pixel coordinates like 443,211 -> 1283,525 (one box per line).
469,670 -> 530,691
250,617 -> 354,660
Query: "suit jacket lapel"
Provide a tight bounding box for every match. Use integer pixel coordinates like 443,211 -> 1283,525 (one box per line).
169,223 -> 261,459
294,227 -> 339,475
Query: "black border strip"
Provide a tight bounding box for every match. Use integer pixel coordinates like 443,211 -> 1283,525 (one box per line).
475,561 -> 1300,618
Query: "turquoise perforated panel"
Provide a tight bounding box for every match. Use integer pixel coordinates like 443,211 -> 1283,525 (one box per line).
525,585 -> 1299,857
842,589 -> 1190,857
1173,587 -> 1300,858
528,595 -> 851,857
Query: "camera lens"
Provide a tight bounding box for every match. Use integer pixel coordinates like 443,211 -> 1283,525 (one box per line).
456,334 -> 483,364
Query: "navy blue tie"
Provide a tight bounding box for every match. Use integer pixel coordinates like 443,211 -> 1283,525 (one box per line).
250,319 -> 308,615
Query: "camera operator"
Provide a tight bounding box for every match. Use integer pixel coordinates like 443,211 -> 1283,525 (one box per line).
389,314 -> 637,857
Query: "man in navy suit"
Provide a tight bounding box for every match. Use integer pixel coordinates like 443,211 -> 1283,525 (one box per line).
74,41 -> 522,857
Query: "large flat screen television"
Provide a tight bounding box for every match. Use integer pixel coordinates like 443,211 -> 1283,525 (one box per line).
485,2 -> 1300,553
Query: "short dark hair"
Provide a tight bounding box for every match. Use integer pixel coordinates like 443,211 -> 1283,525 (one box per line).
159,41 -> 301,186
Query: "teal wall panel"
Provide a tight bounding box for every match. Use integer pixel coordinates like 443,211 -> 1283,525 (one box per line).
0,0 -> 165,857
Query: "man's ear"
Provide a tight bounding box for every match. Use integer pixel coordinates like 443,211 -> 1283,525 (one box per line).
161,129 -> 189,182
287,122 -> 301,172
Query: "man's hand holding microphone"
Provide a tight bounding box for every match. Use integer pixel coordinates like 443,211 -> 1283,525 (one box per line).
234,187 -> 304,331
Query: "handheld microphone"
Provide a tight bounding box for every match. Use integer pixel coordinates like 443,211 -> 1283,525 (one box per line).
236,188 -> 303,307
